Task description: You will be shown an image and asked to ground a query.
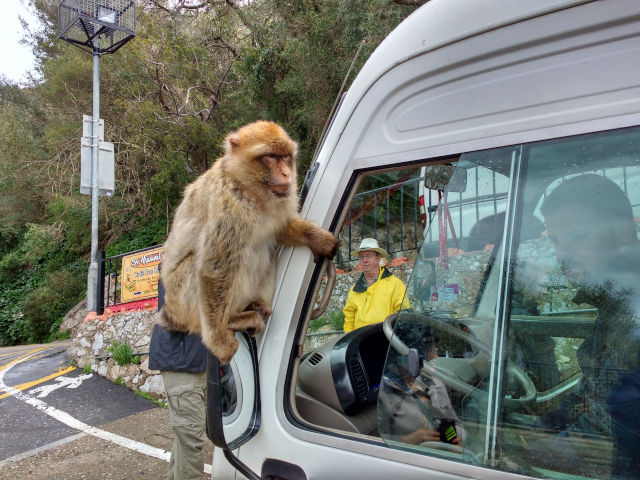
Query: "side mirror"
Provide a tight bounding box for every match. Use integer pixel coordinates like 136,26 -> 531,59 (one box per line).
206,332 -> 262,479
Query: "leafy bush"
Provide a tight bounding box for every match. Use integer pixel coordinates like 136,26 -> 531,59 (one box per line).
308,310 -> 344,332
21,223 -> 64,265
0,250 -> 24,282
107,340 -> 141,366
46,196 -> 91,254
21,270 -> 85,343
329,311 -> 345,331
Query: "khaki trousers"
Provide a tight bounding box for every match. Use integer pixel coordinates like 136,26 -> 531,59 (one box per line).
162,370 -> 207,480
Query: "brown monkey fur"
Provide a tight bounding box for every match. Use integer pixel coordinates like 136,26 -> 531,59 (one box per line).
159,121 -> 338,364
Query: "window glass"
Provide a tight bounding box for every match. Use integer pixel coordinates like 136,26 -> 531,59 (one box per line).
378,152 -> 515,465
500,129 -> 640,479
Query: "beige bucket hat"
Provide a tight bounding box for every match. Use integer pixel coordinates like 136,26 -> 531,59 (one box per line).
353,238 -> 387,258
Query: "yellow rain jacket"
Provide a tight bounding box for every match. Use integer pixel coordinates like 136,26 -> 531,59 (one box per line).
342,267 -> 409,333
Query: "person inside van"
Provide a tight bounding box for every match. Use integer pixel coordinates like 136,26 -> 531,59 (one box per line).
378,323 -> 464,448
342,238 -> 409,332
527,174 -> 640,475
467,213 -> 560,393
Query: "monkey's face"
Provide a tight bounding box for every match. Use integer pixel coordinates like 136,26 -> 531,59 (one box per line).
259,154 -> 294,197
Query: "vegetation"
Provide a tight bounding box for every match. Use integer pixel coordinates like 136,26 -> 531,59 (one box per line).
107,340 -> 142,366
0,0 -> 425,344
135,389 -> 168,408
309,310 -> 344,332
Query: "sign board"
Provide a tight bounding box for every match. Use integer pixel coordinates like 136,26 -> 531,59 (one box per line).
82,114 -> 104,141
81,138 -> 115,196
121,247 -> 164,303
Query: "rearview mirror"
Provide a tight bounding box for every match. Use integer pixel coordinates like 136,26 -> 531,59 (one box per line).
423,164 -> 467,192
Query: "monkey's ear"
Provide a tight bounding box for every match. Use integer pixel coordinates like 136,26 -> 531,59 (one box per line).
225,135 -> 241,155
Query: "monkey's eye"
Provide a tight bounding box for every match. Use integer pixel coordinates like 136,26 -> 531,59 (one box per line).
260,155 -> 278,167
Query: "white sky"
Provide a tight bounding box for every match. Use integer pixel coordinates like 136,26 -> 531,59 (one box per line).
0,0 -> 41,84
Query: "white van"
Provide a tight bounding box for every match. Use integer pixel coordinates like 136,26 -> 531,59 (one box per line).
207,1 -> 640,479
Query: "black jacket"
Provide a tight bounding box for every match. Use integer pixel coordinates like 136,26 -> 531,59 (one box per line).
148,278 -> 207,372
148,324 -> 207,373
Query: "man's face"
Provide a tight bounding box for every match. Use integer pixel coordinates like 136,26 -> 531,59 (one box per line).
544,206 -> 618,286
358,251 -> 380,277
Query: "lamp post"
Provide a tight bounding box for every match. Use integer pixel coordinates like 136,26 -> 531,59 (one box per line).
58,1 -> 136,312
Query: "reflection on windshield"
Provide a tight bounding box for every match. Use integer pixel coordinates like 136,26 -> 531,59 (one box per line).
379,127 -> 640,478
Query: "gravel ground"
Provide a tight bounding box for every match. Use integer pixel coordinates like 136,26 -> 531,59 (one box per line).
0,408 -> 214,480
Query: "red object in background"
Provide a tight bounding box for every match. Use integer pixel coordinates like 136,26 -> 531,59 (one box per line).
109,297 -> 158,313
390,257 -> 409,266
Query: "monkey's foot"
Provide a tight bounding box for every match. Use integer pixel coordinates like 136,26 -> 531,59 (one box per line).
228,310 -> 265,336
245,300 -> 272,322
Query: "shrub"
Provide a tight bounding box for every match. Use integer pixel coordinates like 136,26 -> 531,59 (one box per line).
107,340 -> 141,366
22,270 -> 85,342
308,310 -> 345,332
329,311 -> 345,331
0,250 -> 25,282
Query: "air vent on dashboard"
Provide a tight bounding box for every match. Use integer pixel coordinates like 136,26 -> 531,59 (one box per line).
308,352 -> 324,366
349,356 -> 369,401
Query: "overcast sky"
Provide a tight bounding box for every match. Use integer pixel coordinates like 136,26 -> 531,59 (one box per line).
0,0 -> 41,84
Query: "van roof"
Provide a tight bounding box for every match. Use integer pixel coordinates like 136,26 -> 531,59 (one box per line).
312,0 -> 594,174
356,0 -> 590,91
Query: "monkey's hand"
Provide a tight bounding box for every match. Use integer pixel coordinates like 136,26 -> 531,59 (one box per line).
279,216 -> 339,263
310,229 -> 339,263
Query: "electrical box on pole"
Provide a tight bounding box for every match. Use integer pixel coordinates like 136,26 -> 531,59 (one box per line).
81,139 -> 115,197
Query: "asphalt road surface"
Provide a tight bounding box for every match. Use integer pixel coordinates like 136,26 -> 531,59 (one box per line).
0,341 -> 213,479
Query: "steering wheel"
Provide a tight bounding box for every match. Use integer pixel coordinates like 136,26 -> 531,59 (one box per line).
383,312 -> 537,407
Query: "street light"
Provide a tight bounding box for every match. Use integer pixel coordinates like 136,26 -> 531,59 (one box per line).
58,1 -> 136,312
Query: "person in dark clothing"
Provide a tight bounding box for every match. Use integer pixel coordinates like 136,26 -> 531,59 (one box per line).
529,174 -> 640,477
149,280 -> 208,480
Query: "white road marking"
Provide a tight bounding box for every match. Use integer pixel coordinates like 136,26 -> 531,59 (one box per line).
28,373 -> 93,398
0,349 -> 212,474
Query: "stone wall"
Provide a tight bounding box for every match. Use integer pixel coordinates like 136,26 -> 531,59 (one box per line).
65,307 -> 165,398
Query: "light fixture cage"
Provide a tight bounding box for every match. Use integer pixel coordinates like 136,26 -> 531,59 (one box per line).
58,0 -> 136,54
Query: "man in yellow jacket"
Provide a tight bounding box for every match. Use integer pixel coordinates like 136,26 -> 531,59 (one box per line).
343,238 -> 409,333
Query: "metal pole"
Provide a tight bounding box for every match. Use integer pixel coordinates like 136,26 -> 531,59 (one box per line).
87,37 -> 100,312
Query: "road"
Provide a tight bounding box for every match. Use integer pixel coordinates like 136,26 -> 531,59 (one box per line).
0,342 -> 213,479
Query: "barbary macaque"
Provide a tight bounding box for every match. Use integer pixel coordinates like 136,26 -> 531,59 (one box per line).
160,121 -> 338,364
